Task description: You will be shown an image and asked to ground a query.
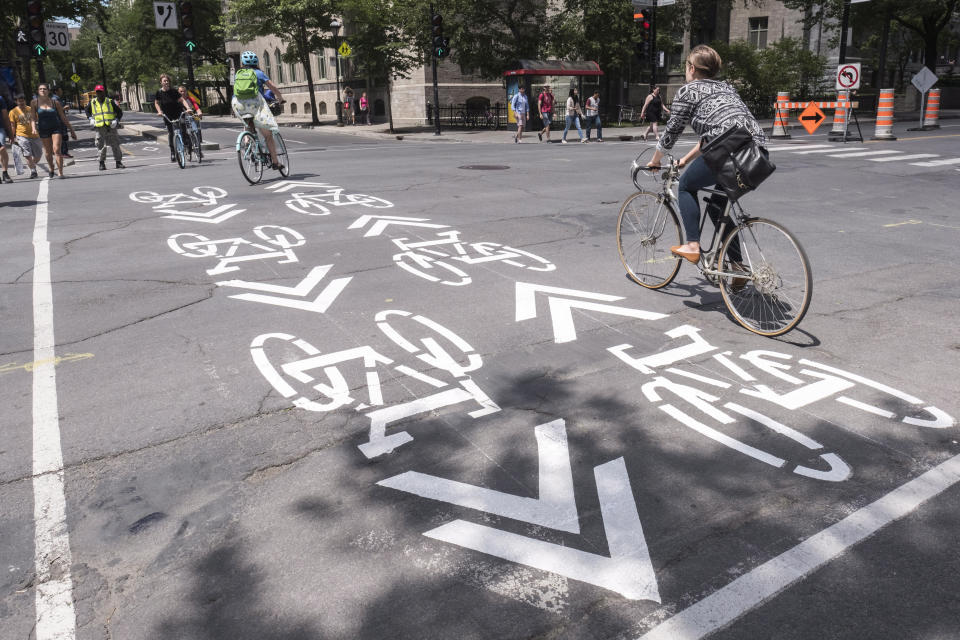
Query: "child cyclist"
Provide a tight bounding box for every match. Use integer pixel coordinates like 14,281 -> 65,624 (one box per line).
232,51 -> 285,170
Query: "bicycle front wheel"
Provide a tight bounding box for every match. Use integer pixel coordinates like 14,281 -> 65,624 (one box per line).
617,191 -> 683,289
719,218 -> 812,337
237,132 -> 263,184
175,135 -> 186,169
274,133 -> 290,177
191,129 -> 203,163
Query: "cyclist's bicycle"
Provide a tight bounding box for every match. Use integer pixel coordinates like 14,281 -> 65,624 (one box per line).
161,112 -> 201,168
616,151 -> 812,337
236,101 -> 290,185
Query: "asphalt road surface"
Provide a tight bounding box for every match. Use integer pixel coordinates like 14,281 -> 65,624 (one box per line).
2,114 -> 959,640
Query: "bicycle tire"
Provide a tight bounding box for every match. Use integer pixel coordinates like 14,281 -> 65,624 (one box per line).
274,133 -> 290,177
175,134 -> 186,169
237,132 -> 263,184
617,191 -> 683,289
486,114 -> 499,131
718,217 -> 812,337
191,130 -> 203,163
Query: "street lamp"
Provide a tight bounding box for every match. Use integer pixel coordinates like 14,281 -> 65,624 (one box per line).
330,18 -> 344,126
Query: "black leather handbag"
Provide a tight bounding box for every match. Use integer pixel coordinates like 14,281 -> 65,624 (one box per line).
700,126 -> 775,202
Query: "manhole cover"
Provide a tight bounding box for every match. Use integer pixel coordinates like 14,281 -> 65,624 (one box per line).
458,165 -> 510,170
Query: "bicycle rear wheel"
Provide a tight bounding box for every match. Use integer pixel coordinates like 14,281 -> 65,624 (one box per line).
190,127 -> 203,163
175,134 -> 186,169
237,132 -> 263,184
617,191 -> 683,289
274,133 -> 290,177
719,218 -> 812,337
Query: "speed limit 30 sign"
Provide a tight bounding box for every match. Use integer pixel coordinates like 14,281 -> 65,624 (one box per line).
836,63 -> 861,91
44,22 -> 70,51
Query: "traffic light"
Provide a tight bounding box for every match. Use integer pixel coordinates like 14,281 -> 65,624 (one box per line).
27,0 -> 45,57
179,1 -> 196,51
431,12 -> 449,58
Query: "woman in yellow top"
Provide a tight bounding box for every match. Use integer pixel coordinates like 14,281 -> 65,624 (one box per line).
32,83 -> 77,178
9,94 -> 41,179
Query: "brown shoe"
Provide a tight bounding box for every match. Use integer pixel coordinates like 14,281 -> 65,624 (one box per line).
670,246 -> 700,263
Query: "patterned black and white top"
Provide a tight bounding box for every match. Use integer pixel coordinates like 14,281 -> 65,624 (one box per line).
656,79 -> 766,152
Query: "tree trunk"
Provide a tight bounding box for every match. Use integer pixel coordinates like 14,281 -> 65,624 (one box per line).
298,19 -> 321,125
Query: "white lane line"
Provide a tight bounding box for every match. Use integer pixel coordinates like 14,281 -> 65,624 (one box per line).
825,150 -> 901,158
911,157 -> 960,167
284,138 -> 307,144
790,146 -> 854,154
31,178 -> 78,640
637,452 -> 960,640
869,153 -> 939,162
765,144 -> 833,152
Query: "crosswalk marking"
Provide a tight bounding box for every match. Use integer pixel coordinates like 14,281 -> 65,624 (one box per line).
792,146 -> 861,154
825,150 -> 901,158
911,157 -> 960,167
767,144 -> 833,152
870,154 -> 939,162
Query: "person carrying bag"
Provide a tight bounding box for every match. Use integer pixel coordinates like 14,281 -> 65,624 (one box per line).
645,44 -> 770,264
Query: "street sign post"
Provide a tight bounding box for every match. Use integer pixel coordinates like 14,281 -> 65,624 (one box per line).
153,1 -> 177,29
799,102 -> 826,135
909,66 -> 938,131
835,63 -> 860,91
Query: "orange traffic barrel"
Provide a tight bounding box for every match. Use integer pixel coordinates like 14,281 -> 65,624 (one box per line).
923,88 -> 941,129
871,89 -> 896,140
828,90 -> 849,141
771,91 -> 791,139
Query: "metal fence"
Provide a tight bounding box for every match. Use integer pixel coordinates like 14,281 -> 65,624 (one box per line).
426,103 -> 506,130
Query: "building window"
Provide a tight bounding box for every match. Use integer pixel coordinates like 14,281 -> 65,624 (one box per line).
319,101 -> 327,115
291,103 -> 298,114
275,48 -> 284,83
749,17 -> 768,49
290,62 -> 297,82
316,54 -> 327,79
262,51 -> 270,75
303,101 -> 311,114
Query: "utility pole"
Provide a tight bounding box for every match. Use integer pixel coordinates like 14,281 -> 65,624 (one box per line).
838,0 -> 851,64
430,4 -> 442,136
650,2 -> 657,87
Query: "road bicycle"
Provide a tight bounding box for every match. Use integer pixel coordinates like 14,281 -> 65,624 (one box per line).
236,102 -> 290,185
617,104 -> 639,126
456,107 -> 500,130
161,112 -> 201,168
616,150 -> 812,337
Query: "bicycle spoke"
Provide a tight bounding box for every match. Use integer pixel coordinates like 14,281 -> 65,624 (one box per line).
617,191 -> 682,289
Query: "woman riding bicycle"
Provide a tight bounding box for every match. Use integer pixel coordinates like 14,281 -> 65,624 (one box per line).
155,73 -> 195,162
232,51 -> 285,171
646,45 -> 768,264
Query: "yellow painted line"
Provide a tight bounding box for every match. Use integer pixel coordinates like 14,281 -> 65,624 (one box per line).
0,352 -> 94,375
883,219 -> 922,228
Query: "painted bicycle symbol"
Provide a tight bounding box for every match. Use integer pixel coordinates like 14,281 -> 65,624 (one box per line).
167,225 -> 305,275
392,230 -> 556,286
130,186 -> 228,209
284,187 -> 394,216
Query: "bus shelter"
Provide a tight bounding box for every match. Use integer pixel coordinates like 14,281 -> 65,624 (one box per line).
503,60 -> 603,127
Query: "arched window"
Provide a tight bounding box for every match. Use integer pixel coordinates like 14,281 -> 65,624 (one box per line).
303,101 -> 310,114
275,48 -> 284,83
319,101 -> 327,115
262,51 -> 270,76
291,103 -> 298,114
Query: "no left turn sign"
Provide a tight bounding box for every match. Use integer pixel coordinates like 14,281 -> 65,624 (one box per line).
836,63 -> 861,90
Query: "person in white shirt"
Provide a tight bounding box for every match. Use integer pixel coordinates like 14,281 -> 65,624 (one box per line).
584,90 -> 603,142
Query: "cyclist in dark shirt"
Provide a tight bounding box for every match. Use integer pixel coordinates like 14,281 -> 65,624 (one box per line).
154,73 -> 195,162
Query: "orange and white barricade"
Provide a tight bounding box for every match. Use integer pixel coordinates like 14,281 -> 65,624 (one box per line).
871,89 -> 896,140
923,88 -> 941,129
827,90 -> 850,141
771,91 -> 791,139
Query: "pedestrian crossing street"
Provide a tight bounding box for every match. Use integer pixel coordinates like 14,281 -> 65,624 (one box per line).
764,142 -> 960,167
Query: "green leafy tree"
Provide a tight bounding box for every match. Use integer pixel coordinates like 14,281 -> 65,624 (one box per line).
546,0 -> 640,90
227,0 -> 335,125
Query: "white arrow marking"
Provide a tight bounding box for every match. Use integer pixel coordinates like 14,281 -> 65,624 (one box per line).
162,203 -> 245,224
515,282 -> 666,343
422,457 -> 661,602
264,180 -> 335,193
378,419 -> 579,532
216,265 -> 351,313
348,214 -> 449,237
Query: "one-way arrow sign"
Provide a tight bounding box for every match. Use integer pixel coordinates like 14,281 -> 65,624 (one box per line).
515,282 -> 666,343
799,101 -> 826,135
381,419 -> 661,601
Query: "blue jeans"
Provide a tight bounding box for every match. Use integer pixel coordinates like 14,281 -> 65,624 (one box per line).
584,114 -> 602,140
676,156 -> 718,243
562,115 -> 583,140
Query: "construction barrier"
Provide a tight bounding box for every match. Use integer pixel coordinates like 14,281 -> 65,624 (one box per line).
871,88 -> 896,140
771,91 -> 791,139
827,90 -> 849,141
923,87 -> 941,129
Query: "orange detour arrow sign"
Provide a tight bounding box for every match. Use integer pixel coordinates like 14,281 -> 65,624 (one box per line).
799,101 -> 826,134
